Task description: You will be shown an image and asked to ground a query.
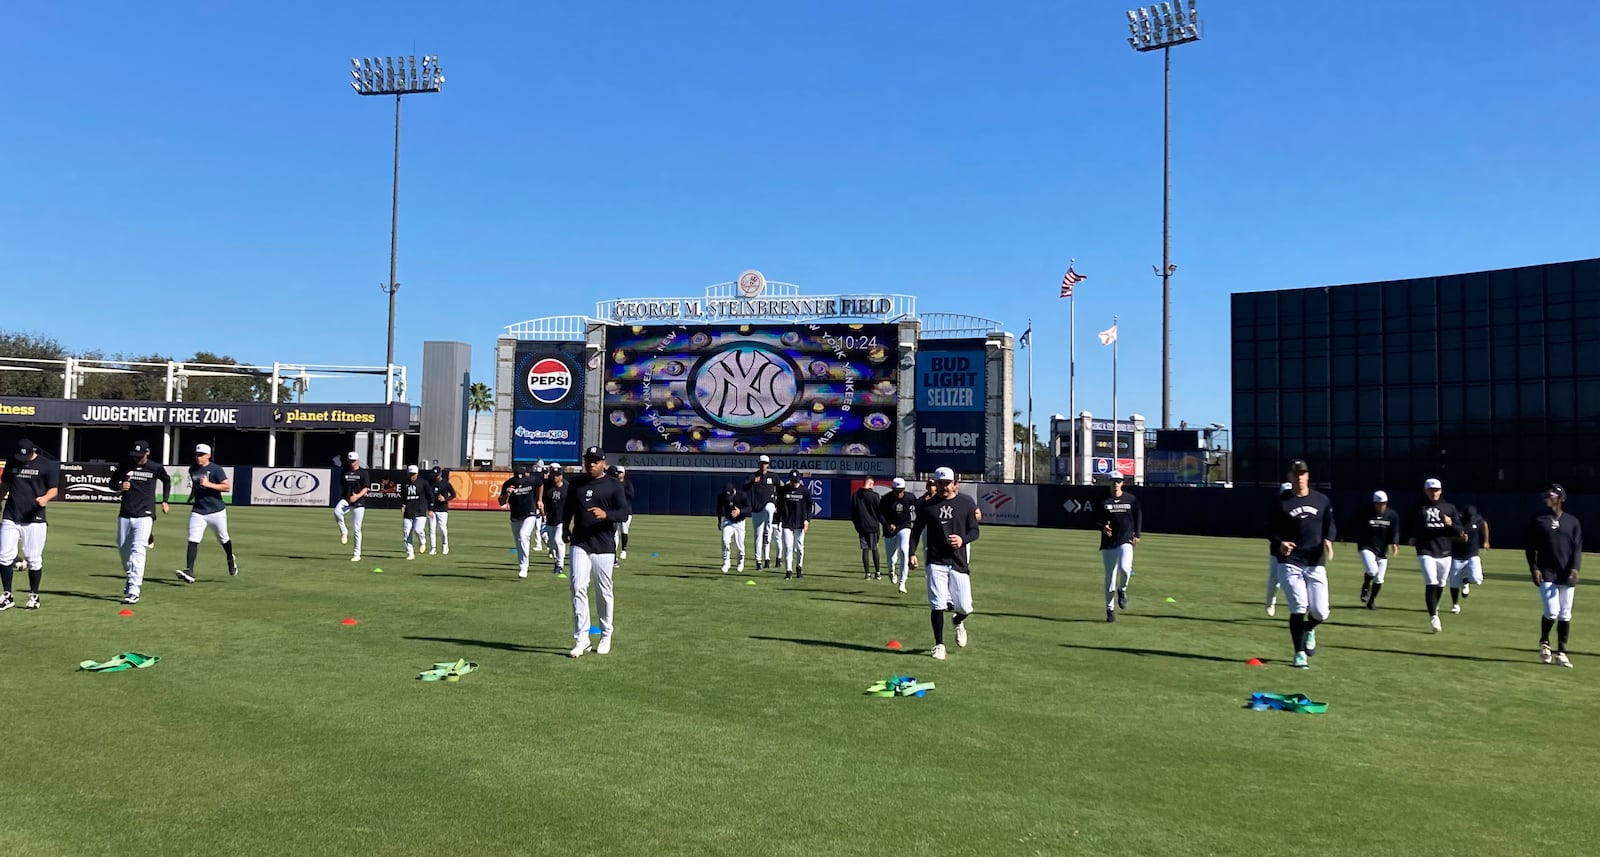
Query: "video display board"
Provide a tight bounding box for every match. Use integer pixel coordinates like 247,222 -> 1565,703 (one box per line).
601,324 -> 898,464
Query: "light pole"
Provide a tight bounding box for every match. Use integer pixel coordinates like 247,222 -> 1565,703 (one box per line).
1125,2 -> 1201,429
350,55 -> 444,397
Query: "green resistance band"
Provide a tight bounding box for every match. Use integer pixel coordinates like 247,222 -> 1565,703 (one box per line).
79,652 -> 161,673
418,659 -> 480,682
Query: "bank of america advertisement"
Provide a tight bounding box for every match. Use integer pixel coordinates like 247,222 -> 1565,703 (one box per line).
600,324 -> 898,472
914,341 -> 987,473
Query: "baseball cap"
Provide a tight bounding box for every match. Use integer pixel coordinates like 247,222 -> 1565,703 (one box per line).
583,446 -> 606,463
1424,478 -> 1442,490
1544,483 -> 1567,500
1372,490 -> 1388,503
406,464 -> 419,474
891,477 -> 906,489
758,454 -> 770,464
933,466 -> 955,483
789,469 -> 802,479
1288,459 -> 1309,475
346,451 -> 360,461
194,443 -> 212,455
15,438 -> 35,457
1109,472 -> 1125,482
1279,482 -> 1293,492
615,465 -> 626,474
130,440 -> 151,457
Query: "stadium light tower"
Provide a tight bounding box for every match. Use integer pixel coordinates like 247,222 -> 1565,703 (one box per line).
1125,2 -> 1201,429
349,55 -> 445,392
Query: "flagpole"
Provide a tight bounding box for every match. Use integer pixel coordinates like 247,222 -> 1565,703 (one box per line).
1026,317 -> 1034,483
1068,259 -> 1077,486
1111,314 -> 1119,480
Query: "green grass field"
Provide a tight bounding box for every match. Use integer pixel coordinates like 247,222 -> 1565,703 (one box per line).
6,504 -> 1596,857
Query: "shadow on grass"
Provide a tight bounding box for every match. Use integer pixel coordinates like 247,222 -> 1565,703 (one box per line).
1327,644 -> 1528,664
809,595 -> 1093,624
749,635 -> 905,655
1059,642 -> 1251,664
417,573 -> 510,581
402,635 -> 571,658
90,573 -> 182,587
41,589 -> 122,603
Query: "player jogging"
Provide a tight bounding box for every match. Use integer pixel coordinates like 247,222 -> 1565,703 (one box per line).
851,477 -> 884,580
879,477 -> 916,593
0,438 -> 60,611
613,465 -> 635,561
1265,481 -> 1291,616
909,467 -> 981,660
429,469 -> 456,555
1095,472 -> 1142,622
1407,477 -> 1461,633
1527,483 -> 1581,667
561,446 -> 631,658
334,452 -> 368,561
499,464 -> 540,578
541,467 -> 568,575
1267,460 -> 1335,669
715,482 -> 749,573
399,465 -> 433,560
113,440 -> 169,604
777,470 -> 811,579
1447,505 -> 1488,613
177,444 -> 237,583
1353,490 -> 1400,610
744,455 -> 779,569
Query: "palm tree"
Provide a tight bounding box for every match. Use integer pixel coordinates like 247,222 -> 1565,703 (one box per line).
467,382 -> 493,467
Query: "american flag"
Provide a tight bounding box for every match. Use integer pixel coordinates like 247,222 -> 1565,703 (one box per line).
1060,267 -> 1085,298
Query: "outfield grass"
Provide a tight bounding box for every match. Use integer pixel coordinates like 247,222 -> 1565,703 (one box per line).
6,504 -> 1597,857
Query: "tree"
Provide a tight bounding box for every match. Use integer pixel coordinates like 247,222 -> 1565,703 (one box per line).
1012,410 -> 1050,483
468,382 -> 493,466
0,330 -> 68,396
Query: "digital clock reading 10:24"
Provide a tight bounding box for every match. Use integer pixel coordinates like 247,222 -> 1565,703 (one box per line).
841,335 -> 879,350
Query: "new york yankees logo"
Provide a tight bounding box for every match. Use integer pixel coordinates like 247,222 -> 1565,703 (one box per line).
937,505 -> 954,521
690,343 -> 801,431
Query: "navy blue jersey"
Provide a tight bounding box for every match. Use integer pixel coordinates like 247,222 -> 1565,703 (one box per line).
1526,512 -> 1582,585
2,455 -> 60,525
562,473 -> 631,554
1351,507 -> 1401,554
113,460 -> 170,518
1095,492 -> 1142,549
1268,489 -> 1336,567
910,491 -> 981,575
188,463 -> 228,515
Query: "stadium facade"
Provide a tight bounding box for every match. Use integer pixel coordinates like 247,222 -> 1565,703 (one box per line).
1231,257 -> 1600,493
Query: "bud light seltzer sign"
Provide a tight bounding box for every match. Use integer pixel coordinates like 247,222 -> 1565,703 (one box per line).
916,347 -> 985,412
914,343 -> 987,474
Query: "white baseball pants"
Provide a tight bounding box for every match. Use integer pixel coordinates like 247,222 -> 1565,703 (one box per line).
334,502 -> 365,554
926,562 -> 974,614
187,511 -> 230,544
1102,544 -> 1134,609
117,516 -> 153,596
543,523 -> 566,573
1280,563 -> 1330,621
752,505 -> 775,562
512,516 -> 537,574
782,526 -> 806,572
721,520 -> 746,570
1359,548 -> 1388,584
1450,556 -> 1483,587
571,547 -> 616,641
1418,555 -> 1452,587
429,511 -> 449,551
1540,582 -> 1575,621
888,528 -> 913,582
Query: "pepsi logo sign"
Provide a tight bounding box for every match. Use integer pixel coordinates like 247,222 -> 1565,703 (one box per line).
526,357 -> 573,405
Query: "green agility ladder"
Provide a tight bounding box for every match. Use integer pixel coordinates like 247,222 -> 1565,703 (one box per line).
865,676 -> 935,697
79,652 -> 160,673
1246,692 -> 1328,714
418,659 -> 479,682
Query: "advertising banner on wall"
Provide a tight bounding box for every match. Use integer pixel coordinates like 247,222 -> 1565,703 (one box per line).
59,463 -> 122,503
513,342 -> 588,411
600,324 -> 898,474
167,466 -> 236,505
0,398 -> 409,430
914,411 -> 987,475
445,470 -> 514,512
915,346 -> 987,412
248,467 -> 333,507
1091,457 -> 1136,478
1145,450 -> 1207,485
512,410 -> 582,463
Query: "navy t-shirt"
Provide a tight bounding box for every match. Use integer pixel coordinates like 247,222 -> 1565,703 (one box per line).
3,455 -> 61,525
189,463 -> 228,515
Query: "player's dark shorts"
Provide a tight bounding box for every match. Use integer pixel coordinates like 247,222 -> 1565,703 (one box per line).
857,530 -> 880,551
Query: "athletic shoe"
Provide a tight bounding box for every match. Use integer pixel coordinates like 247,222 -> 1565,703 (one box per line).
1451,603 -> 1462,614
955,624 -> 968,648
1461,583 -> 1471,598
873,573 -> 881,580
1365,600 -> 1377,610
176,569 -> 196,584
429,548 -> 437,556
1556,652 -> 1574,669
1116,589 -> 1128,610
351,554 -> 361,562
406,553 -> 415,561
596,636 -> 612,655
1106,608 -> 1116,623
568,640 -> 592,658
0,592 -> 11,611
1293,652 -> 1309,669
1540,642 -> 1554,665
24,593 -> 39,610
341,533 -> 348,545
228,558 -> 239,577
737,562 -> 745,573
1430,615 -> 1442,633
784,571 -> 792,580
721,565 -> 730,574
122,594 -> 139,605
1359,580 -> 1370,602
517,569 -> 528,579
1304,629 -> 1317,656
620,550 -> 628,561
443,545 -> 449,556
930,644 -> 946,661
898,581 -> 907,594
1265,602 -> 1276,617
796,567 -> 804,578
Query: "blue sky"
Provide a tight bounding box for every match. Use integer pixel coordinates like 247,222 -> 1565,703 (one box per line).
5,1 -> 1597,436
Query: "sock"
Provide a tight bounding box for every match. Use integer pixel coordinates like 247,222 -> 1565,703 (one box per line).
1424,585 -> 1439,615
1,561 -> 13,594
1306,614 -> 1323,632
1541,616 -> 1555,644
222,540 -> 235,561
186,541 -> 199,571
621,533 -> 629,551
1289,612 -> 1306,652
27,566 -> 40,594
1368,582 -> 1383,604
1558,619 -> 1571,652
930,610 -> 945,646
1450,587 -> 1460,605
954,612 -> 968,629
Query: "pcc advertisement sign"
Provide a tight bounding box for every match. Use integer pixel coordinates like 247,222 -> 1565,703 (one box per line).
248,468 -> 333,507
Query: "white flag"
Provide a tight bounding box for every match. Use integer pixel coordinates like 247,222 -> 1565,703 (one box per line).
1098,324 -> 1118,346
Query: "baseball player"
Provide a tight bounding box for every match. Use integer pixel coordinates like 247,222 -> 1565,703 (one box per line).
499,464 -> 540,578
0,438 -> 60,611
399,465 -> 434,560
1352,490 -> 1400,610
1267,460 -> 1335,669
879,477 -> 916,593
334,452 -> 368,561
1447,505 -> 1489,613
850,476 -> 884,580
1264,481 -> 1291,616
744,455 -> 779,569
177,443 -> 237,583
1407,477 -> 1461,633
1094,472 -> 1142,622
613,465 -> 635,561
529,461 -> 548,555
715,482 -> 750,573
1527,483 -> 1581,667
428,468 -> 456,555
776,470 -> 811,579
909,466 -> 981,660
112,440 -> 170,604
561,446 -> 631,657
541,466 -> 568,575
